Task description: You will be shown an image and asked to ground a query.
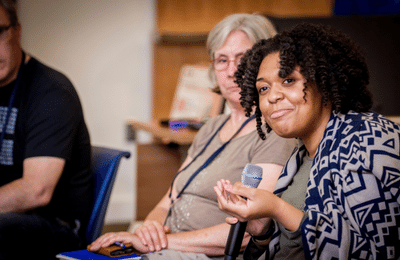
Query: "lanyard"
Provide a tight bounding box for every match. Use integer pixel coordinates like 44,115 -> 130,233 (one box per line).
168,114 -> 256,200
0,52 -> 25,154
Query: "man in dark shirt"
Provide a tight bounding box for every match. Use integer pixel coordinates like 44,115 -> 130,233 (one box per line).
0,0 -> 93,259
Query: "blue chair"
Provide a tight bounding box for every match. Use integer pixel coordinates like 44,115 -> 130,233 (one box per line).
86,146 -> 131,244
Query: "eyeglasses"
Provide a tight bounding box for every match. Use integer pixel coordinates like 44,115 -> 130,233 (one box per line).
0,25 -> 12,40
212,54 -> 244,71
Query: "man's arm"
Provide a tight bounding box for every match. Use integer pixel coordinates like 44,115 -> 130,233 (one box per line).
0,156 -> 64,213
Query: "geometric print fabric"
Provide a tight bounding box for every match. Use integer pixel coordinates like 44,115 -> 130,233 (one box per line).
0,106 -> 18,166
265,111 -> 400,260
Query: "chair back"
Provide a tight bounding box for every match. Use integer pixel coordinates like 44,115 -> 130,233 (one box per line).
86,146 -> 131,244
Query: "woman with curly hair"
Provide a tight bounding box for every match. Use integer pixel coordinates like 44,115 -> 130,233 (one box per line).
214,23 -> 400,259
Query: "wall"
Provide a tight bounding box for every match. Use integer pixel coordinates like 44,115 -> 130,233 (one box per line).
157,0 -> 334,33
17,0 -> 155,223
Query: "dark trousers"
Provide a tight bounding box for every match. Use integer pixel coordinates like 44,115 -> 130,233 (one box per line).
0,212 -> 83,260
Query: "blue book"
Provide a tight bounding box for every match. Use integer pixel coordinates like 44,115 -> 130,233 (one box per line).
56,249 -> 142,260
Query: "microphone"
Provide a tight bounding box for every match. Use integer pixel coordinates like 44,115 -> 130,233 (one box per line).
224,163 -> 263,260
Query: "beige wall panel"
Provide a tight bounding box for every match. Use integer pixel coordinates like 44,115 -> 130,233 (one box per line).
157,0 -> 334,33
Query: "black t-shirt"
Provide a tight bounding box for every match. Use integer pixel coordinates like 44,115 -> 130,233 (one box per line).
0,57 -> 93,232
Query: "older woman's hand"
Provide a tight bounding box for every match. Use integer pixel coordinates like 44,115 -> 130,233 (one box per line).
88,231 -> 150,254
133,220 -> 170,252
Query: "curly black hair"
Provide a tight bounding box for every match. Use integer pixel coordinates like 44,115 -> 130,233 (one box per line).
236,23 -> 373,140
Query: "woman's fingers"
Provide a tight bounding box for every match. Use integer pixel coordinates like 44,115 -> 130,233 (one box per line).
89,232 -> 129,251
225,216 -> 239,225
216,179 -> 271,222
134,221 -> 168,252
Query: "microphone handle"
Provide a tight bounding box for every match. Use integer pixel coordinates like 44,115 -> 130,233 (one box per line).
224,221 -> 247,260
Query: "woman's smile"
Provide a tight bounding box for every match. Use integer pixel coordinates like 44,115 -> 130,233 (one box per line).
269,108 -> 293,119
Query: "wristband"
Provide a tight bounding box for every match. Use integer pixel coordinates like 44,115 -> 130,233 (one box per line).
251,223 -> 275,241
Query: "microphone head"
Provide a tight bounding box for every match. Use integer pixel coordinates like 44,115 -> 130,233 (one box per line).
241,163 -> 263,188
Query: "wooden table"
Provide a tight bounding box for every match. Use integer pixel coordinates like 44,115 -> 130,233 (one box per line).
126,118 -> 198,145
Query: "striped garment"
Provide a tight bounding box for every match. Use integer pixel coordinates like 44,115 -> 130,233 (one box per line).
245,111 -> 400,260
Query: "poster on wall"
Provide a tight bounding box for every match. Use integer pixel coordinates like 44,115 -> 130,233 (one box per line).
169,65 -> 223,122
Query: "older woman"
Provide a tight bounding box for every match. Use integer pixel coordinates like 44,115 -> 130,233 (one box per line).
215,23 -> 400,259
90,14 -> 295,260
